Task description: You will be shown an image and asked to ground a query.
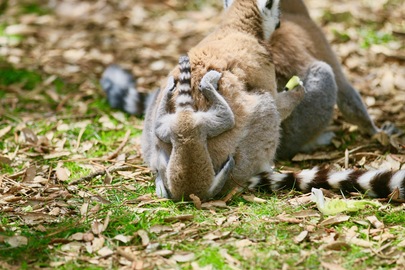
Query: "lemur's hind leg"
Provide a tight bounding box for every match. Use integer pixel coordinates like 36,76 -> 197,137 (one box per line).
277,61 -> 337,160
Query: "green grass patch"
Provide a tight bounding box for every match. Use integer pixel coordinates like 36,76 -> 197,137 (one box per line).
0,24 -> 23,45
0,63 -> 42,90
359,29 -> 394,48
20,2 -> 51,15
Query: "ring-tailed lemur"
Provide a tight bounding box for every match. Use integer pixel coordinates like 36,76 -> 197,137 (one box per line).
101,0 -> 405,201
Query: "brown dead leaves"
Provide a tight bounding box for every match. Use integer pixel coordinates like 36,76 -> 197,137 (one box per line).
0,0 -> 404,268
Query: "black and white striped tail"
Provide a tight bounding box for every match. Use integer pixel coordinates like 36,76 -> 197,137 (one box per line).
176,55 -> 193,110
260,167 -> 405,199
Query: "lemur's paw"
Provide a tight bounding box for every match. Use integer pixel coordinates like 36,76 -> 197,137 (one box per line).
199,70 -> 222,93
284,76 -> 303,91
164,76 -> 176,97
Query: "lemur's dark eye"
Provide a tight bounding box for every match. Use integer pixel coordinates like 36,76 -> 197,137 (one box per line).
266,0 -> 273,9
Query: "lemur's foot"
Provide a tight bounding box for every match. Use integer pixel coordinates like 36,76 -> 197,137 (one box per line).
300,131 -> 335,153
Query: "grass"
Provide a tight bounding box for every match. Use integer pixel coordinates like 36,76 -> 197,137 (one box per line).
1,1 -> 404,269
0,64 -> 42,90
359,28 -> 395,49
0,58 -> 403,270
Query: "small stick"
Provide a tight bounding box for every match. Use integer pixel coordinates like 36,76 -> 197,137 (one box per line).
75,125 -> 87,152
106,130 -> 131,160
70,165 -> 134,185
222,186 -> 243,203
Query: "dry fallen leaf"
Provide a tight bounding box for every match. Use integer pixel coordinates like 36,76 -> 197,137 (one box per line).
23,166 -> 36,183
320,215 -> 350,226
322,241 -> 351,251
242,194 -> 267,203
366,216 -> 384,229
321,262 -> 347,270
97,246 -> 114,257
113,234 -> 133,243
190,194 -> 202,210
56,166 -> 71,181
164,214 -> 194,223
91,220 -> 104,235
149,225 -> 173,234
276,213 -> 302,224
171,252 -> 195,262
5,236 -> 28,247
0,156 -> 12,166
201,200 -> 228,209
0,126 -> 12,139
294,231 -> 309,244
137,229 -> 150,247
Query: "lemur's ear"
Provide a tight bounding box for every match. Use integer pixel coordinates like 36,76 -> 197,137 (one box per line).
223,0 -> 233,9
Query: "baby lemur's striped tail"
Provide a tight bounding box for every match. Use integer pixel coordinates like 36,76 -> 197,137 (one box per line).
175,55 -> 193,110
264,167 -> 405,199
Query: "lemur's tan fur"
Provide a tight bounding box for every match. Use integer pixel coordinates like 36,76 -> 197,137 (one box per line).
169,0 -> 279,111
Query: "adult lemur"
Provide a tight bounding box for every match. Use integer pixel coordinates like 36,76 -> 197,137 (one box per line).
101,0 -> 404,200
102,0 -> 388,159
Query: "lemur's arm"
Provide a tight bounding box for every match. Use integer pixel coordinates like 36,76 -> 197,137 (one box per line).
154,76 -> 176,143
196,70 -> 235,138
275,81 -> 305,121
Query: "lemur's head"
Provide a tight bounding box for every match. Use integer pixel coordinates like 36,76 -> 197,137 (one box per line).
223,0 -> 281,40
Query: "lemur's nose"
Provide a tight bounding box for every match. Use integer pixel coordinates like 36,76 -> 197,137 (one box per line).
276,21 -> 281,29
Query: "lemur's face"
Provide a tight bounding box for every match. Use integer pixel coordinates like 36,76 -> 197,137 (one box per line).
257,0 -> 281,39
223,0 -> 281,40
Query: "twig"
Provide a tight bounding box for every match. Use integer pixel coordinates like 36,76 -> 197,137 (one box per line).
56,114 -> 98,120
70,165 -> 134,185
106,130 -> 131,160
222,186 -> 243,203
75,125 -> 87,152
